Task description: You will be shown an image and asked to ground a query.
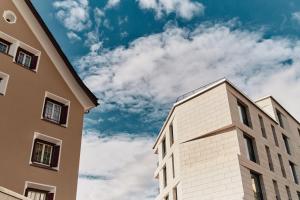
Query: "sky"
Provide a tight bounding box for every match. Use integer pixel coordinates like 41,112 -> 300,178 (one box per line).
31,0 -> 300,199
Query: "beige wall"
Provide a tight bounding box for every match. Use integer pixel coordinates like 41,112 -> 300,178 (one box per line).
0,1 -> 85,200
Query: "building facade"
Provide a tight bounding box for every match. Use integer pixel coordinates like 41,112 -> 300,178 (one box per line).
0,1 -> 98,200
153,79 -> 300,200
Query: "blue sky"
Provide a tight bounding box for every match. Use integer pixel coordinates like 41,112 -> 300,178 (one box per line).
31,0 -> 300,199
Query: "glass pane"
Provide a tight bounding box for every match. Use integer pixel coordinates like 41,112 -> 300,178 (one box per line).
0,42 -> 8,53
34,142 -> 44,163
52,104 -> 62,122
43,144 -> 52,165
17,52 -> 24,64
24,54 -> 32,67
45,101 -> 54,119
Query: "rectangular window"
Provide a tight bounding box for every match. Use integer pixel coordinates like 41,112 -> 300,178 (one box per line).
0,72 -> 9,95
31,139 -> 60,168
238,101 -> 251,127
265,146 -> 274,171
289,161 -> 299,184
172,154 -> 175,178
163,165 -> 167,188
173,187 -> 178,200
0,39 -> 10,54
162,137 -> 166,158
169,123 -> 174,146
25,188 -> 54,200
278,154 -> 287,178
16,47 -> 38,70
43,98 -> 69,125
276,109 -> 285,129
297,191 -> 300,200
273,180 -> 281,200
259,115 -> 267,138
286,186 -> 292,200
272,125 -> 279,147
243,134 -> 257,163
250,172 -> 264,200
282,134 -> 291,155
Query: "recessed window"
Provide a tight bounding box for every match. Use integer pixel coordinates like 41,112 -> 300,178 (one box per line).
282,134 -> 291,155
42,93 -> 70,126
162,137 -> 166,158
169,123 -> 174,146
258,115 -> 266,138
273,180 -> 281,200
3,10 -> 17,24
163,165 -> 167,188
278,154 -> 286,178
0,38 -> 10,54
243,134 -> 258,163
24,182 -> 55,200
171,154 -> 175,178
271,125 -> 279,147
286,186 -> 292,200
16,48 -> 38,70
250,172 -> 265,200
173,186 -> 178,200
0,72 -> 9,95
265,146 -> 274,171
164,195 -> 169,200
276,109 -> 285,129
237,101 -> 251,127
289,161 -> 299,184
297,191 -> 300,200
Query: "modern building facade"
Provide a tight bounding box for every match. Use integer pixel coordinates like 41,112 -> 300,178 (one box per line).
153,78 -> 300,200
0,1 -> 98,200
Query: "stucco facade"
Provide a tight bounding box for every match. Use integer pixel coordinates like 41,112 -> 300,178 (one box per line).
154,79 -> 300,200
0,1 -> 97,200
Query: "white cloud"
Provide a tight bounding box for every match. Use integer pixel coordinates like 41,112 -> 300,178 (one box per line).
105,0 -> 121,9
67,31 -> 82,41
292,12 -> 300,24
53,0 -> 91,32
137,0 -> 204,20
77,23 -> 300,120
77,133 -> 157,200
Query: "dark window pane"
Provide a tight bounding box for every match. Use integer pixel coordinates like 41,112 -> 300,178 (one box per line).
273,180 -> 281,200
272,125 -> 279,147
250,172 -> 264,200
163,166 -> 167,188
265,146 -> 274,171
169,123 -> 174,146
238,102 -> 251,127
259,115 -> 266,138
278,154 -> 286,178
244,134 -> 257,163
276,109 -> 285,129
282,134 -> 291,155
162,138 -> 166,158
289,162 -> 299,184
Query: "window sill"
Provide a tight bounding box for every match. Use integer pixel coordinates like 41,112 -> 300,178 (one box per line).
30,163 -> 58,172
41,118 -> 67,128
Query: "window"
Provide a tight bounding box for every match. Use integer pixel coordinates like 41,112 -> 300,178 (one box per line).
272,125 -> 279,147
259,115 -> 266,138
278,154 -> 287,178
25,188 -> 54,200
282,134 -> 291,155
243,134 -> 257,163
0,38 -> 10,54
298,128 -> 300,137
16,47 -> 38,70
169,123 -> 174,146
0,72 -> 9,95
289,161 -> 299,184
286,186 -> 292,200
171,154 -> 175,178
265,146 -> 274,171
31,139 -> 60,168
42,97 -> 69,126
238,101 -> 251,127
273,180 -> 281,200
297,191 -> 300,200
250,172 -> 264,200
173,187 -> 178,200
276,109 -> 285,129
163,165 -> 167,188
164,195 -> 169,200
162,137 -> 166,158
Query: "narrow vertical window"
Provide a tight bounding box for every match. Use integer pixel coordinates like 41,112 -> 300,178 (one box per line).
173,186 -> 178,200
169,123 -> 174,146
276,109 -> 285,129
238,101 -> 251,127
273,180 -> 281,200
282,134 -> 291,155
259,115 -> 266,138
265,146 -> 274,171
243,134 -> 257,163
165,195 -> 169,200
163,165 -> 167,188
278,154 -> 286,178
286,186 -> 292,200
162,138 -> 166,158
298,128 -> 300,137
289,161 -> 299,184
272,125 -> 279,147
297,191 -> 300,200
250,172 -> 264,200
171,154 -> 175,178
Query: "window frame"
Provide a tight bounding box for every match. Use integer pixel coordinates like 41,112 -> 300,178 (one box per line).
0,71 -> 9,96
163,165 -> 167,188
278,153 -> 287,178
265,145 -> 274,171
272,180 -> 281,200
169,123 -> 174,147
276,109 -> 285,129
237,100 -> 252,127
258,115 -> 267,138
250,171 -> 265,200
25,188 -> 49,200
0,38 -> 10,54
289,161 -> 299,184
32,139 -> 54,167
271,125 -> 279,147
286,186 -> 292,200
282,134 -> 291,155
162,137 -> 166,159
243,133 -> 258,163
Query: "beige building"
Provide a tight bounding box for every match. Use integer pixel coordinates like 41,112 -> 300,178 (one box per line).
154,78 -> 300,200
0,0 -> 98,200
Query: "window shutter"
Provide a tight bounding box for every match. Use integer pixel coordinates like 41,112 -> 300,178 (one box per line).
60,105 -> 68,125
30,55 -> 38,70
15,47 -> 21,64
50,145 -> 60,168
46,193 -> 54,200
31,140 -> 38,162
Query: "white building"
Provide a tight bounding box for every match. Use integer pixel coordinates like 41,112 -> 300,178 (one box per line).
153,78 -> 300,200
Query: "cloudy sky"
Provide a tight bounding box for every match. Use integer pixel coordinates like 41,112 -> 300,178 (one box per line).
31,0 -> 300,199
